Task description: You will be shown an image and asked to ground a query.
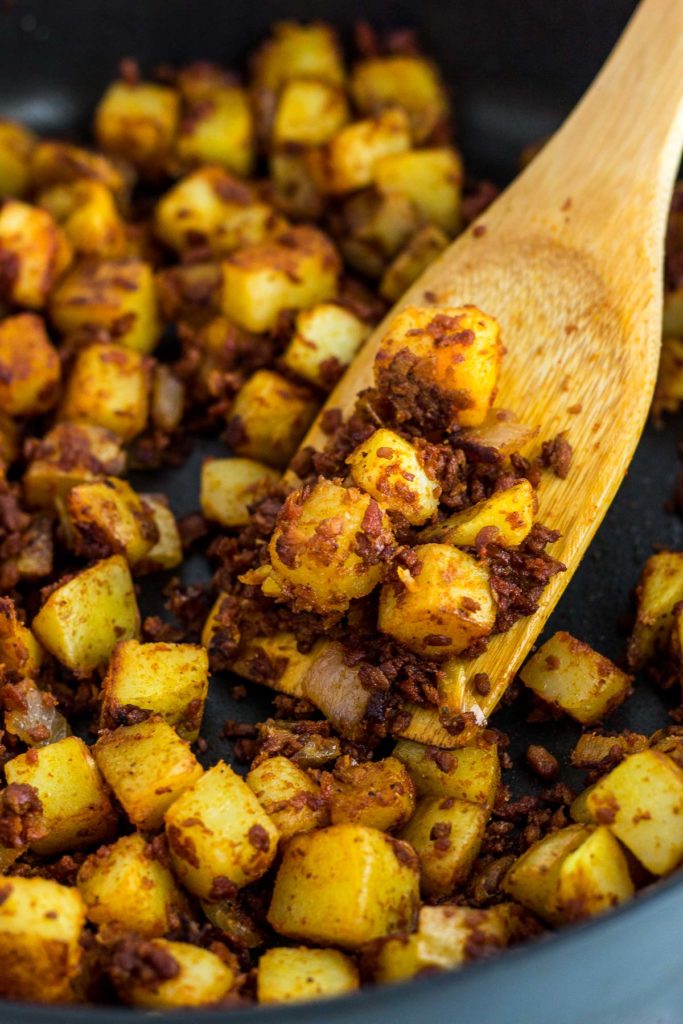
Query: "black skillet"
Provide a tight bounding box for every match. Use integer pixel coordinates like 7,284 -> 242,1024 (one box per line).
2,1 -> 683,1021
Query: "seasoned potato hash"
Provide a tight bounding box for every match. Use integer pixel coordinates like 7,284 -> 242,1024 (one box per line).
0,17 -> 681,1012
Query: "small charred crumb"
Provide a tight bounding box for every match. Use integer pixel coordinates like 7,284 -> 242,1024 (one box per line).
473,673 -> 491,696
0,784 -> 46,849
525,744 -> 560,781
107,936 -> 180,990
540,433 -> 573,479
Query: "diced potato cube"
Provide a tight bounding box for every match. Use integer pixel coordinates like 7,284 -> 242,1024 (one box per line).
375,305 -> 503,429
155,167 -> 282,257
165,761 -> 279,897
322,756 -> 415,831
393,738 -> 500,808
95,80 -> 179,177
64,476 -> 158,564
100,639 -> 208,740
118,939 -> 235,1008
627,551 -> 683,669
220,225 -> 340,333
135,493 -> 182,572
155,261 -> 222,327
38,180 -> 126,258
347,427 -> 440,526
30,139 -> 129,197
229,632 -> 324,697
0,876 -> 85,1002
266,478 -> 394,615
378,544 -> 496,658
258,947 -> 358,1004
520,631 -> 632,725
503,824 -> 592,924
200,457 -> 280,527
556,826 -> 634,921
59,342 -> 150,441
422,480 -> 536,549
273,79 -> 349,147
0,597 -> 43,676
23,422 -> 125,509
226,370 -> 318,469
268,824 -> 419,948
380,223 -> 449,302
339,190 -> 420,277
77,832 -> 185,936
375,148 -> 462,234
350,55 -> 449,143
176,86 -> 254,177
283,302 -> 370,389
270,152 -> 324,220
32,555 -> 139,674
0,119 -> 35,197
94,717 -> 203,831
0,199 -> 71,308
49,258 -> 161,354
585,750 -> 683,875
253,22 -> 345,91
400,796 -> 488,897
247,756 -> 327,839
5,736 -> 117,855
319,108 -> 411,194
0,313 -> 60,417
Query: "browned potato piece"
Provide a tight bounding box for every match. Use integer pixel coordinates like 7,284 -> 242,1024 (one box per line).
117,939 -> 235,1008
257,947 -> 359,1004
176,85 -> 254,177
556,826 -> 634,922
30,139 -> 130,196
346,427 -> 441,526
5,736 -> 117,856
374,305 -> 503,429
0,119 -> 36,197
226,370 -> 318,469
0,314 -> 60,417
322,756 -> 415,831
229,631 -> 326,698
627,551 -> 683,669
136,493 -> 183,573
338,189 -> 421,277
519,631 -> 632,725
380,224 -> 449,302
246,756 -> 328,839
350,55 -> 449,143
270,152 -> 324,220
283,302 -> 370,389
375,148 -> 462,234
64,477 -> 158,564
0,200 -> 72,309
400,796 -> 488,897
268,824 -> 420,949
59,342 -> 151,441
0,876 -> 85,1003
378,544 -> 496,658
155,262 -> 222,327
200,457 -> 280,527
0,596 -> 43,676
503,824 -> 592,924
273,79 -> 349,147
252,22 -> 345,91
393,738 -> 500,808
316,109 -> 411,195
38,180 -> 127,258
95,79 -> 179,177
421,479 -> 536,549
23,422 -> 125,510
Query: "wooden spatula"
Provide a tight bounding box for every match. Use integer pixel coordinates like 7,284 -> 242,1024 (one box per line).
289,0 -> 683,745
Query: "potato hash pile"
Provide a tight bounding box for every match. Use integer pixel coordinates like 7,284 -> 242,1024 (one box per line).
0,19 -> 682,1012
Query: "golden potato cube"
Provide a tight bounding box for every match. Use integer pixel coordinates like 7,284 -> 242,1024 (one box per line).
270,152 -> 324,220
400,796 -> 488,897
226,370 -> 319,469
136,493 -> 183,572
378,544 -> 496,658
258,947 -> 358,1004
59,342 -> 150,441
380,223 -> 449,302
375,305 -> 503,429
0,119 -> 35,197
200,457 -> 280,527
627,551 -> 683,669
95,80 -> 179,176
519,631 -> 632,725
253,22 -> 345,91
393,737 -> 500,808
229,632 -> 324,697
154,167 -> 282,257
273,79 -> 349,147
5,736 -> 117,855
375,148 -> 462,235
100,639 -> 208,740
347,427 -> 440,526
94,717 -> 203,831
0,596 -> 43,676
176,85 -> 254,177
23,422 -> 125,510
323,756 -> 415,831
30,139 -> 129,197
556,826 -> 634,922
267,478 -> 394,615
77,832 -> 184,936
283,302 -> 370,389
503,824 -> 592,924
653,336 -> 683,419
321,108 -> 411,194
220,225 -> 340,332
165,761 -> 279,897
0,313 -> 60,417
38,180 -> 126,258
64,476 -> 158,564
247,755 -> 327,839
268,824 -> 419,948
50,258 -> 161,354
119,939 -> 235,1009
0,199 -> 71,309
0,876 -> 85,1002
422,479 -> 536,549
586,750 -> 683,875
339,189 -> 421,277
32,555 -> 139,674
350,55 -> 449,143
